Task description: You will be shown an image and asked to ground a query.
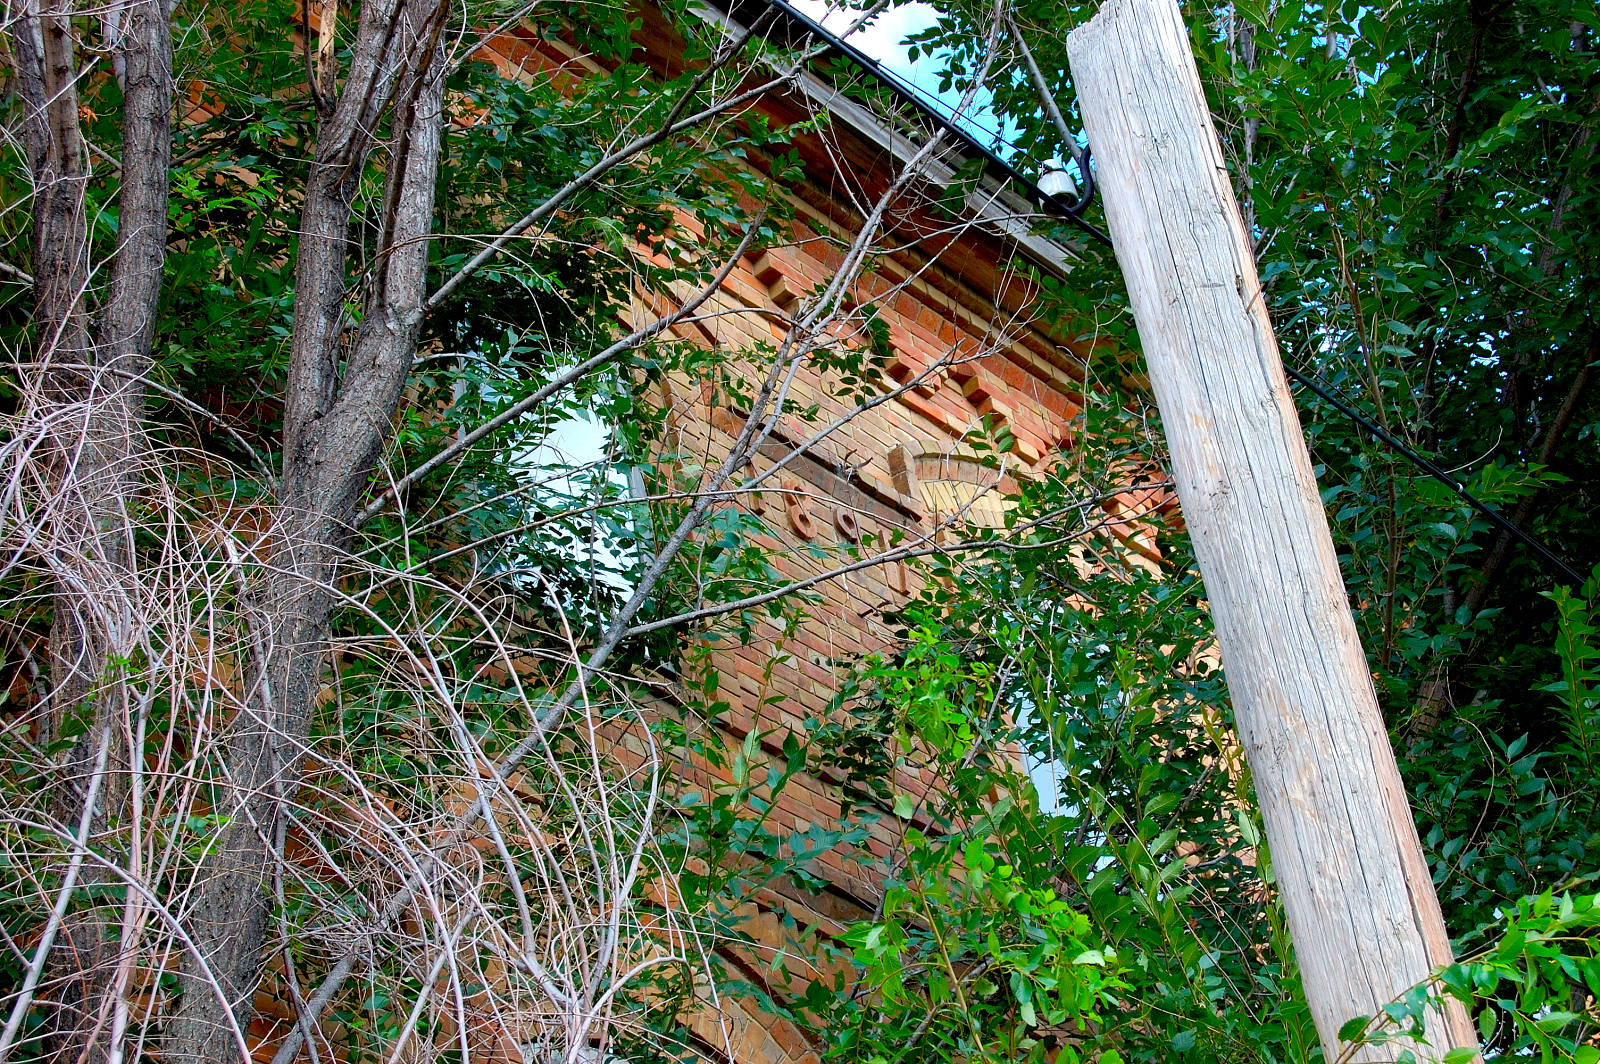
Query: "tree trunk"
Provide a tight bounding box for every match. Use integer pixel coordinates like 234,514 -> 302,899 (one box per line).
9,0 -> 172,1057
162,1 -> 448,1057
11,0 -> 95,752
1065,0 -> 1477,1059
1409,85 -> 1599,738
1461,349 -> 1593,616
48,1 -> 175,1053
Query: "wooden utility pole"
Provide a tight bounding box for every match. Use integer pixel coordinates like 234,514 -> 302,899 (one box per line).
1065,0 -> 1477,1059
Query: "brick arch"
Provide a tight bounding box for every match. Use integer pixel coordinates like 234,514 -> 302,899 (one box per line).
887,439 -> 1026,529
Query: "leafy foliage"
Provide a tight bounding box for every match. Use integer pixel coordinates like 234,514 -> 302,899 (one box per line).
781,0 -> 1600,1059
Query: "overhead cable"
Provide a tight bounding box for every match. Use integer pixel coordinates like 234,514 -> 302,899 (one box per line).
1280,362 -> 1585,587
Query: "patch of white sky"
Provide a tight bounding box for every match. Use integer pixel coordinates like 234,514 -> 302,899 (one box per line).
518,409 -> 638,589
787,0 -> 1037,167
531,412 -> 611,472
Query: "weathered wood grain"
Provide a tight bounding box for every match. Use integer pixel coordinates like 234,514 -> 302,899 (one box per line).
1065,0 -> 1477,1058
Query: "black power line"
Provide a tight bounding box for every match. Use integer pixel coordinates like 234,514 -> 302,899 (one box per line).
1280,363 -> 1585,588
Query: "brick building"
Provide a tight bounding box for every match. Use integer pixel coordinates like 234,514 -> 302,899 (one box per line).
565,6 -> 1130,1063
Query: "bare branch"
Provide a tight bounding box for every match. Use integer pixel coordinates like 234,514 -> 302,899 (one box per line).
357,213 -> 766,527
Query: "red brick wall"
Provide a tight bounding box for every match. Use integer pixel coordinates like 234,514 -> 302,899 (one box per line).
629,165 -> 1100,1061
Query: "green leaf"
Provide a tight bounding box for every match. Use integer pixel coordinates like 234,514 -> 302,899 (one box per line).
1144,792 -> 1181,818
1338,1015 -> 1371,1042
1533,1011 -> 1578,1031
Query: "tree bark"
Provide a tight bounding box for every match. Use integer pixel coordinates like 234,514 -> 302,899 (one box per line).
1065,0 -> 1477,1059
8,0 -> 171,1057
46,2 -> 175,1053
97,0 -> 173,400
10,0 -> 95,752
161,1 -> 448,1057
